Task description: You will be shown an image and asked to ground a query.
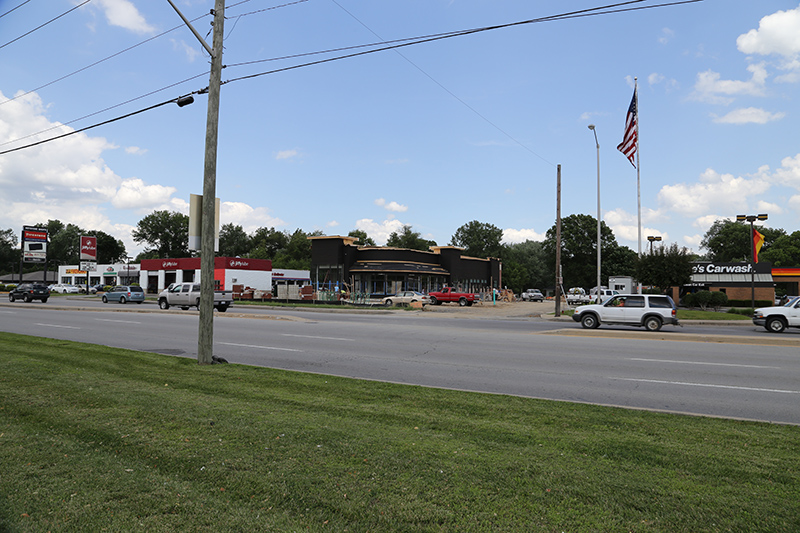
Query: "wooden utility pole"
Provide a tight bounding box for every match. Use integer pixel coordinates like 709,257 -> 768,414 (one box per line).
554,165 -> 562,317
197,0 -> 226,365
169,0 -> 225,364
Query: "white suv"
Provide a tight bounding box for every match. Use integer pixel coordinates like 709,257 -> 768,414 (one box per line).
571,294 -> 679,332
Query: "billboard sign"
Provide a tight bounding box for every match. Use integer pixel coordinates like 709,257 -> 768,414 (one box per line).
21,225 -> 48,263
80,236 -> 97,261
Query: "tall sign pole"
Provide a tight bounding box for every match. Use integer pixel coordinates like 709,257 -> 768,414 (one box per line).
198,1 -> 226,365
554,164 -> 562,317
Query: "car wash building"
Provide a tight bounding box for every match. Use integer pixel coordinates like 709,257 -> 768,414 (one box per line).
683,261 -> 774,304
309,235 -> 501,298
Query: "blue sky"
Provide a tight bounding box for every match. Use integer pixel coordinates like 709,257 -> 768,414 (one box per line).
1,0 -> 799,257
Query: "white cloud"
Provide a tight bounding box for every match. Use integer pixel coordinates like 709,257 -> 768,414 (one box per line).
111,178 -> 177,209
125,146 -> 147,155
275,149 -> 299,160
756,200 -> 782,215
502,228 -> 545,243
94,0 -> 155,34
658,28 -> 675,45
326,220 -> 339,228
737,6 -> 800,58
711,107 -> 785,124
771,153 -> 800,189
171,39 -> 203,63
374,198 -> 408,212
353,218 -> 405,245
657,168 -> 770,217
220,202 -> 285,234
691,63 -> 768,104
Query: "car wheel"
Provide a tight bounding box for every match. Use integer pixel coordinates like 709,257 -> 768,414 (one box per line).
102,295 -> 108,303
195,298 -> 201,308
385,299 -> 393,307
8,294 -> 15,302
159,299 -> 170,310
41,297 -> 48,303
119,296 -> 127,304
644,316 -> 662,332
24,295 -> 32,303
580,313 -> 599,329
458,297 -> 467,307
430,296 -> 438,305
766,317 -> 786,333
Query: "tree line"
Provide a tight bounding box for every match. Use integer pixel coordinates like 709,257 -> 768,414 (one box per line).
1,211 -> 797,293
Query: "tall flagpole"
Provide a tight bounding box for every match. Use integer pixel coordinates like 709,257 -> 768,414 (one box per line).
635,77 -> 642,294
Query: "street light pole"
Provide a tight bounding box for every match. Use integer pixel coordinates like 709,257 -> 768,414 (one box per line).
588,124 -> 601,302
736,213 -> 768,309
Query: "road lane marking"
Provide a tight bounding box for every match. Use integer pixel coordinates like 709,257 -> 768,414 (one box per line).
629,358 -> 779,369
281,333 -> 352,342
96,318 -> 141,324
613,377 -> 799,394
35,323 -> 80,329
219,342 -> 302,352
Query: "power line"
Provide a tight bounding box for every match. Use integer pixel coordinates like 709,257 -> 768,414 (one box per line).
1,0 -> 703,157
0,0 -> 91,51
0,0 -> 32,20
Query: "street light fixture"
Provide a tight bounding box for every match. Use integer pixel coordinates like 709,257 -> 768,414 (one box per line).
647,235 -> 662,254
736,213 -> 768,309
588,124 -> 601,302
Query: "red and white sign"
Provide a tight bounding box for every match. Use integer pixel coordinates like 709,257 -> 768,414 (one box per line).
80,236 -> 97,261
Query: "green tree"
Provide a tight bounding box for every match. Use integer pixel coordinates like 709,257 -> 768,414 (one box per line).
348,229 -> 376,247
249,227 -> 289,260
0,228 -> 18,274
219,223 -> 251,257
701,219 -> 784,262
603,243 -> 638,279
95,231 -> 127,264
273,229 -> 321,270
132,210 -> 189,259
450,220 -> 504,258
386,225 -> 436,251
636,242 -> 693,293
499,260 -> 528,293
503,240 -> 549,290
542,214 -> 617,291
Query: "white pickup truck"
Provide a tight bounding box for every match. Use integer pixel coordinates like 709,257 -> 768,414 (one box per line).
158,282 -> 232,312
753,296 -> 800,333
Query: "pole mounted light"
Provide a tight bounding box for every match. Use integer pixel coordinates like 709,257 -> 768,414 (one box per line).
176,95 -> 195,107
647,235 -> 662,254
736,213 -> 768,309
588,124 -> 601,302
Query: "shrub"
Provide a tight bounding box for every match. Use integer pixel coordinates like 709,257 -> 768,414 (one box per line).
682,292 -> 695,309
693,290 -> 713,311
709,291 -> 728,311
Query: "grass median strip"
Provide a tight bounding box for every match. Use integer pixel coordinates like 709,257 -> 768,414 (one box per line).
1,332 -> 798,532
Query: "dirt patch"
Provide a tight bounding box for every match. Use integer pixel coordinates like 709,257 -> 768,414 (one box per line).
420,300 -> 559,319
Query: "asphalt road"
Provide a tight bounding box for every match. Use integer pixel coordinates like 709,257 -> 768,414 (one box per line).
2,298 -> 798,425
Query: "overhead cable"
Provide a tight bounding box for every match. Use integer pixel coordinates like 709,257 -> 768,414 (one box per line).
0,0 -> 91,51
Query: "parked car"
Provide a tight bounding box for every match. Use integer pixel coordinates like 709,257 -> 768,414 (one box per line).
753,296 -> 800,333
102,285 -> 145,304
572,294 -> 679,332
8,283 -> 50,303
50,283 -> 80,294
382,291 -> 431,306
521,289 -> 544,302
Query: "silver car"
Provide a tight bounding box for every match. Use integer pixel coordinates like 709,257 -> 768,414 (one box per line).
382,291 -> 431,307
102,285 -> 145,304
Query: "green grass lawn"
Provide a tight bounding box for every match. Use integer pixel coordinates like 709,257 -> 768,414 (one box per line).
1,333 -> 798,532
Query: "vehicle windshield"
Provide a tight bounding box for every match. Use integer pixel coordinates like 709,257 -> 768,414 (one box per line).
784,296 -> 800,307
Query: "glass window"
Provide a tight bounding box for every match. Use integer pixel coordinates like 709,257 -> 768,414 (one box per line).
626,296 -> 645,308
648,296 -> 672,309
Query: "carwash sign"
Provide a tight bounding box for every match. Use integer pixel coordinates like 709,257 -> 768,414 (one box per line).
692,263 -> 753,274
80,236 -> 97,261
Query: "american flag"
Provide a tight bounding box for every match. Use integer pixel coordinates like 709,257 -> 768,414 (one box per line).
616,88 -> 638,168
